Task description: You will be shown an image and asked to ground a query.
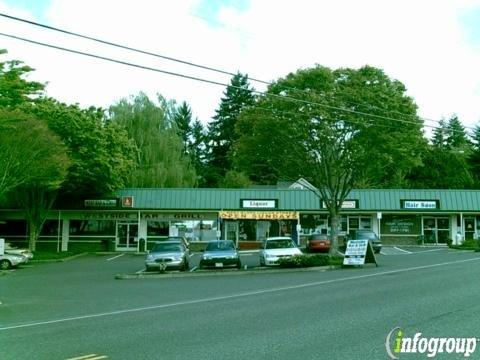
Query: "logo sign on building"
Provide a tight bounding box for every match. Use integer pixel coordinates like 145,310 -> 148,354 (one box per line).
322,200 -> 358,209
122,196 -> 134,208
220,211 -> 298,220
84,199 -> 118,208
241,199 -> 277,209
401,200 -> 439,210
343,239 -> 377,267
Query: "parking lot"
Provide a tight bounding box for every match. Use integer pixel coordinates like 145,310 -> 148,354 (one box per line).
1,246 -> 479,360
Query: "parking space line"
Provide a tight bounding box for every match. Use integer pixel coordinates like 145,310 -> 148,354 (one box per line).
106,254 -> 124,261
393,247 -> 412,254
65,354 -> 108,360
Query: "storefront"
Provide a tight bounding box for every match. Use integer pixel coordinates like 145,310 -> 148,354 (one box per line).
1,185 -> 480,251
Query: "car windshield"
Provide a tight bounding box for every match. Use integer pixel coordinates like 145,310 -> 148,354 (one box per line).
151,243 -> 183,252
265,240 -> 296,249
355,232 -> 379,240
205,241 -> 235,251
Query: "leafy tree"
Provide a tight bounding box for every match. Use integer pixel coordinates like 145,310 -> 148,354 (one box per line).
233,65 -> 425,253
189,118 -> 208,185
219,170 -> 252,188
3,112 -> 70,250
0,49 -> 44,107
109,93 -> 196,187
409,147 -> 474,189
29,99 -> 137,200
468,124 -> 480,187
205,72 -> 256,187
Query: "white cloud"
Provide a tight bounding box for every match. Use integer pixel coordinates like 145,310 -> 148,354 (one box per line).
1,0 -> 479,131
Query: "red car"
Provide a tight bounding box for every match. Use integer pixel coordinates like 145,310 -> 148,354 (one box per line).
306,233 -> 331,252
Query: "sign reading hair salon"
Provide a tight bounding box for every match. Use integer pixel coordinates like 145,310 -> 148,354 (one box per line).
241,199 -> 277,209
401,200 -> 439,210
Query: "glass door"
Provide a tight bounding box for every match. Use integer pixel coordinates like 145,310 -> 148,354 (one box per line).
116,223 -> 138,251
464,218 -> 476,241
225,221 -> 238,245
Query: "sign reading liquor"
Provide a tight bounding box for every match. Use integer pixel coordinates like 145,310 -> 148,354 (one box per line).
401,200 -> 439,210
241,199 -> 277,209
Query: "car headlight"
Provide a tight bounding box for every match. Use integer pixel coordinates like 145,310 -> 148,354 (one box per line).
203,255 -> 211,260
173,256 -> 183,261
146,255 -> 154,261
265,254 -> 276,259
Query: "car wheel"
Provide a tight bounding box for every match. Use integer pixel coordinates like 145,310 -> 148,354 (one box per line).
0,259 -> 11,270
182,259 -> 189,271
236,260 -> 242,269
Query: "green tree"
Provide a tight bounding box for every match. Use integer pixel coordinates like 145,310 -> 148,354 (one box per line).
432,119 -> 447,148
233,65 -> 425,253
0,49 -> 44,107
189,118 -> 208,185
109,93 -> 196,187
468,124 -> 480,187
445,115 -> 470,150
173,101 -> 192,152
29,99 -> 137,200
409,147 -> 474,189
205,72 -> 256,187
6,113 -> 70,250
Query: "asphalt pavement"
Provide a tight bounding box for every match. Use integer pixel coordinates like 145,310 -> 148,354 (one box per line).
1,248 -> 480,359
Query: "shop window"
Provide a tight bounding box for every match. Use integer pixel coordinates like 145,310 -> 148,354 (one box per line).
0,220 -> 27,236
147,221 -> 169,236
40,220 -> 60,236
170,220 -> 218,241
69,220 -> 115,236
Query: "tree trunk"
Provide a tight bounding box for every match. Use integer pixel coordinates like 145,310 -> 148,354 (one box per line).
329,209 -> 341,256
28,220 -> 39,252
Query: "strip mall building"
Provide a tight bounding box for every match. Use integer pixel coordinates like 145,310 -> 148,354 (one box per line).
1,181 -> 479,251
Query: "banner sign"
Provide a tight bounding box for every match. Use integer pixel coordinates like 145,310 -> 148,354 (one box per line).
219,211 -> 298,220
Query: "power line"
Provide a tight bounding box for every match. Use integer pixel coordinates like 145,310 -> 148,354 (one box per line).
0,12 -> 470,130
0,31 -> 473,136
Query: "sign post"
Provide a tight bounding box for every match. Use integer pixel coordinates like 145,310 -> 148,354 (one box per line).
343,239 -> 377,267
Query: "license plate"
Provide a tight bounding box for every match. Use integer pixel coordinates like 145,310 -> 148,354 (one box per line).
215,262 -> 224,268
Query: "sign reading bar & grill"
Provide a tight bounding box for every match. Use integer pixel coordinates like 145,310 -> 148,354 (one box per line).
84,199 -> 118,207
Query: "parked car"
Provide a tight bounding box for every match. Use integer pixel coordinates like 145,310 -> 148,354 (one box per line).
306,233 -> 331,253
0,253 -> 27,270
199,240 -> 241,269
145,241 -> 189,271
259,237 -> 303,266
5,242 -> 34,260
157,236 -> 189,249
350,230 -> 382,253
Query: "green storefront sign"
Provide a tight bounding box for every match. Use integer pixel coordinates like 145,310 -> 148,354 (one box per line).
381,215 -> 421,235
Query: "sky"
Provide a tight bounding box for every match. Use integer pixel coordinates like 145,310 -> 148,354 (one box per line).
0,0 -> 479,133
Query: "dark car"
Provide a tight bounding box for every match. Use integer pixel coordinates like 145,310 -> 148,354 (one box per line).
145,241 -> 189,271
350,230 -> 382,253
306,233 -> 331,253
199,240 -> 241,269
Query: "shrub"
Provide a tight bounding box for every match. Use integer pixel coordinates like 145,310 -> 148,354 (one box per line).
278,254 -> 337,268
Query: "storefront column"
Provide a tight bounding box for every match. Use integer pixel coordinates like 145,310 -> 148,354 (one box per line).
61,219 -> 69,251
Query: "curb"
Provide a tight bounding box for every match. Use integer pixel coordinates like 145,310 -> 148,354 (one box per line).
115,265 -> 340,279
30,252 -> 89,263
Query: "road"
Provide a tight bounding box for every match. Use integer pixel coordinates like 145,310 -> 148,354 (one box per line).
1,248 -> 480,359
